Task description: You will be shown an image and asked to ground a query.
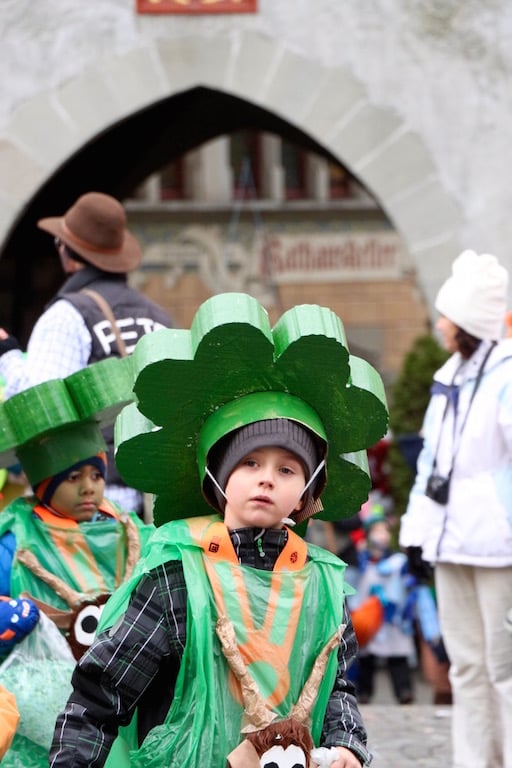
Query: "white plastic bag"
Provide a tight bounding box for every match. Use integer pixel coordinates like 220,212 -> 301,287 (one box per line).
0,610 -> 76,750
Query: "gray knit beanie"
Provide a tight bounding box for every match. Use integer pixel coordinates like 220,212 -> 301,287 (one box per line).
208,418 -> 321,512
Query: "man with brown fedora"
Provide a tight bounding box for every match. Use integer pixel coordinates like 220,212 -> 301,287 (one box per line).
0,191 -> 172,516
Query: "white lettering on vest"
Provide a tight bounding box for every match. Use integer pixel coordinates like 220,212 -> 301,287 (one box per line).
92,317 -> 163,354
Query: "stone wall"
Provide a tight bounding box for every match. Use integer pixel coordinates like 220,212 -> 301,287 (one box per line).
1,1 -> 511,332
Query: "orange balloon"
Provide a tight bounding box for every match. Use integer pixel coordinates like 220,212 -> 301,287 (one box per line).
351,595 -> 384,647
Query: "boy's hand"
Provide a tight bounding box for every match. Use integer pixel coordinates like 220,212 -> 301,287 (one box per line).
406,546 -> 433,583
329,747 -> 362,768
311,746 -> 362,767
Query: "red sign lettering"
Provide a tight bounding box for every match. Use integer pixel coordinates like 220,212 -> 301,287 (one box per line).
137,0 -> 257,14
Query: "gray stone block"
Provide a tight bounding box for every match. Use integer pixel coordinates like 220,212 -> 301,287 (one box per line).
156,36 -> 233,92
328,103 -> 403,166
227,32 -> 281,102
57,66 -> 126,136
96,46 -> 170,112
386,178 -> 462,250
5,95 -> 81,169
301,67 -> 368,142
355,130 -> 438,202
0,140 -> 46,240
263,49 -> 328,122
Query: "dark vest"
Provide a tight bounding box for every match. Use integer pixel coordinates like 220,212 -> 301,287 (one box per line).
49,267 -> 172,490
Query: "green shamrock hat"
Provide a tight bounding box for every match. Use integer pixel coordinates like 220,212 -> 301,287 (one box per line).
115,293 -> 388,527
0,355 -> 134,487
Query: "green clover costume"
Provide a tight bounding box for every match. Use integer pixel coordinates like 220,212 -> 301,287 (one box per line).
92,293 -> 388,767
0,356 -> 154,768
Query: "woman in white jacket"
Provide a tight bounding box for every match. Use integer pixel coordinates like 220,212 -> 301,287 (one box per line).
399,250 -> 512,768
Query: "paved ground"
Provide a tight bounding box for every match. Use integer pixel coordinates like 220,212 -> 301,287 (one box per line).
358,668 -> 452,767
360,704 -> 452,767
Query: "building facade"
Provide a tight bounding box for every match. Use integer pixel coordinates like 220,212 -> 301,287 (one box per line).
2,1 -> 510,384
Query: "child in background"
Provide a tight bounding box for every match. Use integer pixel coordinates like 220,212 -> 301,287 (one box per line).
0,358 -> 155,768
353,507 -> 416,705
50,293 -> 388,768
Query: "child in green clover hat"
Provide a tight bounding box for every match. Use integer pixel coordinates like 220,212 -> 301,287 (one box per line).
50,293 -> 388,768
0,358 -> 155,768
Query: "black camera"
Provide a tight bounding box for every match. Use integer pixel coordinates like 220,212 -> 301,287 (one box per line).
425,473 -> 450,505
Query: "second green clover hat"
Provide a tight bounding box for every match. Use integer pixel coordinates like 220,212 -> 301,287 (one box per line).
0,355 -> 134,487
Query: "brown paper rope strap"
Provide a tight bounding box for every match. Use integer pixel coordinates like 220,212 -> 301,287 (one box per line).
80,288 -> 128,358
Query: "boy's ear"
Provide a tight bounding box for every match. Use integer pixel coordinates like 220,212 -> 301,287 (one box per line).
294,496 -> 305,512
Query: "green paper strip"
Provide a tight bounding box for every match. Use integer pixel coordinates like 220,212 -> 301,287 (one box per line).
0,355 -> 135,484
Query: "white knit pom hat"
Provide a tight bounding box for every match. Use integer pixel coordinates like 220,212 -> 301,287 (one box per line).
435,250 -> 509,340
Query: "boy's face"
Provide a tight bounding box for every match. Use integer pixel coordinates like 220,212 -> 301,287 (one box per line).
223,446 -> 306,530
50,464 -> 105,522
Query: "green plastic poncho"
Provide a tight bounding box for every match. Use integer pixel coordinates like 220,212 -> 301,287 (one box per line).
100,515 -> 350,768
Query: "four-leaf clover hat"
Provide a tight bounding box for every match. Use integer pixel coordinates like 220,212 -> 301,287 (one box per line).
115,293 -> 389,529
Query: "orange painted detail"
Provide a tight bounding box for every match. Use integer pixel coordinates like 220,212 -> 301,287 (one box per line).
187,517 -> 309,709
31,502 -> 121,593
191,519 -> 307,571
33,501 -> 119,529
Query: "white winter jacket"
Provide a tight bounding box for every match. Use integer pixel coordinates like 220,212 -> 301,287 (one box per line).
399,339 -> 512,567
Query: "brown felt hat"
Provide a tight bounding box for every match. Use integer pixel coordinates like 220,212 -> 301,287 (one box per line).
38,192 -> 142,273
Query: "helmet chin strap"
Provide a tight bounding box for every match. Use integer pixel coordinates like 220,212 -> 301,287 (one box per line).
205,466 -> 227,502
285,459 -> 326,526
206,459 -> 326,521
301,459 -> 325,498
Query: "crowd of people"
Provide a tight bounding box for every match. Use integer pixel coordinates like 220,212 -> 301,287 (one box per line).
0,356 -> 155,766
0,190 -> 511,768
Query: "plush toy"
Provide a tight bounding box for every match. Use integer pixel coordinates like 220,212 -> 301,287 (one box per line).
0,596 -> 40,652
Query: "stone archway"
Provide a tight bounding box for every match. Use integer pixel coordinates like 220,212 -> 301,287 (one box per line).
0,31 -> 462,327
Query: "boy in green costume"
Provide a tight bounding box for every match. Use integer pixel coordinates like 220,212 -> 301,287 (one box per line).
0,357 -> 155,768
50,293 -> 388,768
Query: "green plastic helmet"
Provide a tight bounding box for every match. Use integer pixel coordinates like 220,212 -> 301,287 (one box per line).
198,390 -> 328,510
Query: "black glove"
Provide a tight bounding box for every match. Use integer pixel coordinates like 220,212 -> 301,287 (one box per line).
430,637 -> 450,664
406,546 -> 434,583
0,333 -> 20,357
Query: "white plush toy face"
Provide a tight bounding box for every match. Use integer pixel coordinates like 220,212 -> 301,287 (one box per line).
260,744 -> 307,768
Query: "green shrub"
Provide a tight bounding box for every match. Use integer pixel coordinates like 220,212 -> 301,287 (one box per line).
388,333 -> 449,518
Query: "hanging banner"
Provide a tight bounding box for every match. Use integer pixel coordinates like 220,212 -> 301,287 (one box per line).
137,0 -> 257,13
